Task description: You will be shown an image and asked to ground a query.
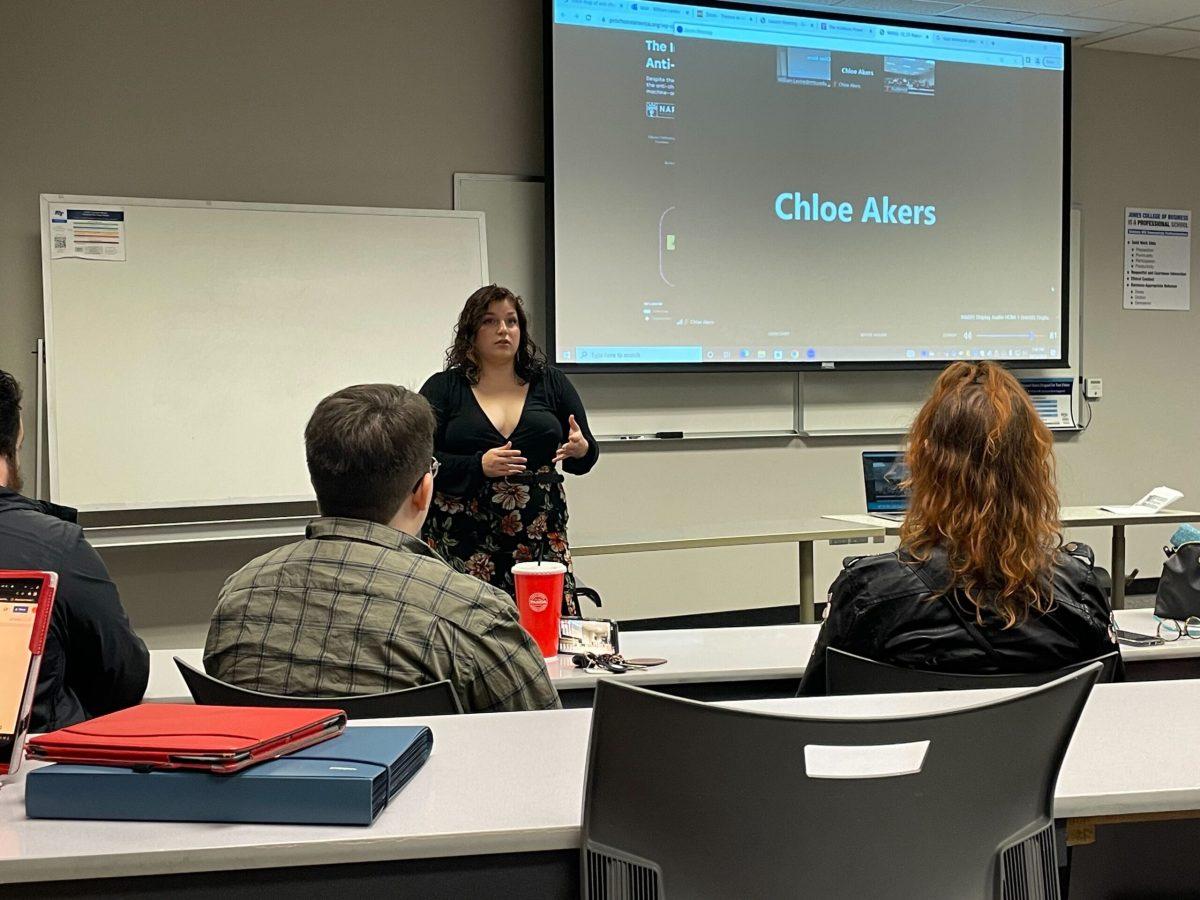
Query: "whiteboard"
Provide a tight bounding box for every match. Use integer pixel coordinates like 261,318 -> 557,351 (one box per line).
575,371 -> 797,438
41,195 -> 488,511
453,174 -> 797,438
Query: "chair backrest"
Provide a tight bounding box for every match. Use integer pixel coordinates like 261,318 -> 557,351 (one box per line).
582,665 -> 1100,899
173,658 -> 462,719
824,647 -> 1120,696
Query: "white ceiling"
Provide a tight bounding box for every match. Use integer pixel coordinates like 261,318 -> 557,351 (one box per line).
772,0 -> 1200,56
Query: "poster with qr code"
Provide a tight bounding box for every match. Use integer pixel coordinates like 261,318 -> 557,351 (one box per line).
48,206 -> 126,261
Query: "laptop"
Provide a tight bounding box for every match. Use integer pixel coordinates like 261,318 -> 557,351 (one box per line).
862,451 -> 910,522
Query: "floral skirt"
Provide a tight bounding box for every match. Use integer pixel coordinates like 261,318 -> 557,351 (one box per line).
423,465 -> 579,614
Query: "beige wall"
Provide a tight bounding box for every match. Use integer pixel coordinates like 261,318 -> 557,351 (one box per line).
2,3 -> 1198,646
1055,49 -> 1200,594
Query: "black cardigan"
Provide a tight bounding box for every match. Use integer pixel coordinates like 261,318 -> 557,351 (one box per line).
419,366 -> 599,496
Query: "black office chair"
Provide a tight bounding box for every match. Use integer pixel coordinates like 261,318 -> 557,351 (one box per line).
582,666 -> 1100,899
173,658 -> 462,719
824,648 -> 1121,696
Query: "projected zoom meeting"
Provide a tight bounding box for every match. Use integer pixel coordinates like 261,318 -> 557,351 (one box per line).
550,0 -> 1068,365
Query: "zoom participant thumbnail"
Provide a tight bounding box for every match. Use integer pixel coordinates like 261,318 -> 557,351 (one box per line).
885,57 -> 936,96
778,47 -> 936,96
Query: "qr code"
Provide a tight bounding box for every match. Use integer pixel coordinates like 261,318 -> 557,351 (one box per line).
53,236 -> 66,250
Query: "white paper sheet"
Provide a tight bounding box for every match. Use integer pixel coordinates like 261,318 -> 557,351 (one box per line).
48,205 -> 126,261
1102,486 -> 1183,516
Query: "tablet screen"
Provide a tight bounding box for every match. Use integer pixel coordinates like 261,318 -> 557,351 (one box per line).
0,578 -> 41,736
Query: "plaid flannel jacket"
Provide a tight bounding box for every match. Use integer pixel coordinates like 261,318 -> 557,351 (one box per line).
204,517 -> 561,713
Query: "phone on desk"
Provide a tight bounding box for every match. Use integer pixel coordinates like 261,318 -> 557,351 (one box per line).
1115,629 -> 1164,647
559,617 -> 619,656
0,572 -> 57,775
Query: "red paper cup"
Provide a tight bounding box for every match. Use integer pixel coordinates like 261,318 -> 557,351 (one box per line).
512,561 -> 566,658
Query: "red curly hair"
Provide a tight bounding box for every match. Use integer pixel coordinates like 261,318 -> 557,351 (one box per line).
899,361 -> 1062,626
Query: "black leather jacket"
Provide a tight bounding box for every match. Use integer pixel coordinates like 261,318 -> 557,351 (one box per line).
0,488 -> 149,730
798,541 -> 1123,695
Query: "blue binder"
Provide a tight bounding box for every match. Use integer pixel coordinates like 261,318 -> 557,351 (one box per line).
25,725 -> 433,826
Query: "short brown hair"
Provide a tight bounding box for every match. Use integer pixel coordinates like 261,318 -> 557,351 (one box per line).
0,369 -> 21,463
900,361 -> 1061,627
304,384 -> 436,525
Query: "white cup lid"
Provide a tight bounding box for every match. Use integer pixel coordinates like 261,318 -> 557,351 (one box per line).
511,561 -> 567,575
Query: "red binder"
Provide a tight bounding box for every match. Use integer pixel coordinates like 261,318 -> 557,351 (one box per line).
26,704 -> 346,774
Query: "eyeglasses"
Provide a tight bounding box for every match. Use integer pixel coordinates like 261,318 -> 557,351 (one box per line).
412,456 -> 439,493
1155,616 -> 1200,641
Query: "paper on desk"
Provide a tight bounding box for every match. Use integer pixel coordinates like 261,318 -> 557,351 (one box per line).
1102,486 -> 1183,516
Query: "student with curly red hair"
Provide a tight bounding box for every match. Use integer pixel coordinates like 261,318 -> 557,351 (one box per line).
799,361 -> 1121,695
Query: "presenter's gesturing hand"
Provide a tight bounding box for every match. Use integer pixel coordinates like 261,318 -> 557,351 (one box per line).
482,442 -> 527,478
553,415 -> 589,463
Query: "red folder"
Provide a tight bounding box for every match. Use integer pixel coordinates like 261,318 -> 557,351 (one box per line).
26,704 -> 346,774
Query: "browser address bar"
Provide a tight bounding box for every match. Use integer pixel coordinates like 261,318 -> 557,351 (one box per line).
673,22 -> 1026,68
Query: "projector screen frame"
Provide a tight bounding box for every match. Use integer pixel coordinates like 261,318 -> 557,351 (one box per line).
543,0 -> 1072,374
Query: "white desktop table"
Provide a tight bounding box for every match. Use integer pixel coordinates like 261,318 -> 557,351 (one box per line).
150,625 -> 822,706
146,609 -> 1200,705
4,680 -> 1200,890
827,507 -> 1200,610
573,517 -> 884,623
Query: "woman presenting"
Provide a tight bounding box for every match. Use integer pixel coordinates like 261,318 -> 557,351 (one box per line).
420,285 -> 599,611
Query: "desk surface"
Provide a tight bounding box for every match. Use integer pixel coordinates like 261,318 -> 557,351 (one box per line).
828,507 -> 1200,533
4,679 -> 1200,884
151,625 -> 821,703
571,516 -> 882,556
147,610 -> 1192,703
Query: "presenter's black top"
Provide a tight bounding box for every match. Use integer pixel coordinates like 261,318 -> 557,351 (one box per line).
419,366 -> 598,603
419,366 -> 599,497
0,488 -> 149,731
798,541 -> 1123,695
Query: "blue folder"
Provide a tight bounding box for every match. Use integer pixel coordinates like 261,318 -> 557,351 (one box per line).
25,724 -> 433,826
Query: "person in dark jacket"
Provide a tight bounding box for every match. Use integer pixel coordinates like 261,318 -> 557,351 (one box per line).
0,369 -> 148,731
799,361 -> 1122,695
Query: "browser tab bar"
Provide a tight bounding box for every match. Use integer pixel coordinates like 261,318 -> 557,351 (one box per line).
555,0 -> 1065,71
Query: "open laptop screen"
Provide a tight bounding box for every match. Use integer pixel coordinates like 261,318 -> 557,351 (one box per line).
863,452 -> 910,514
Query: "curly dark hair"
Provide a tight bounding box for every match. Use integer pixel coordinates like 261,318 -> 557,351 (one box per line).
445,285 -> 545,385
